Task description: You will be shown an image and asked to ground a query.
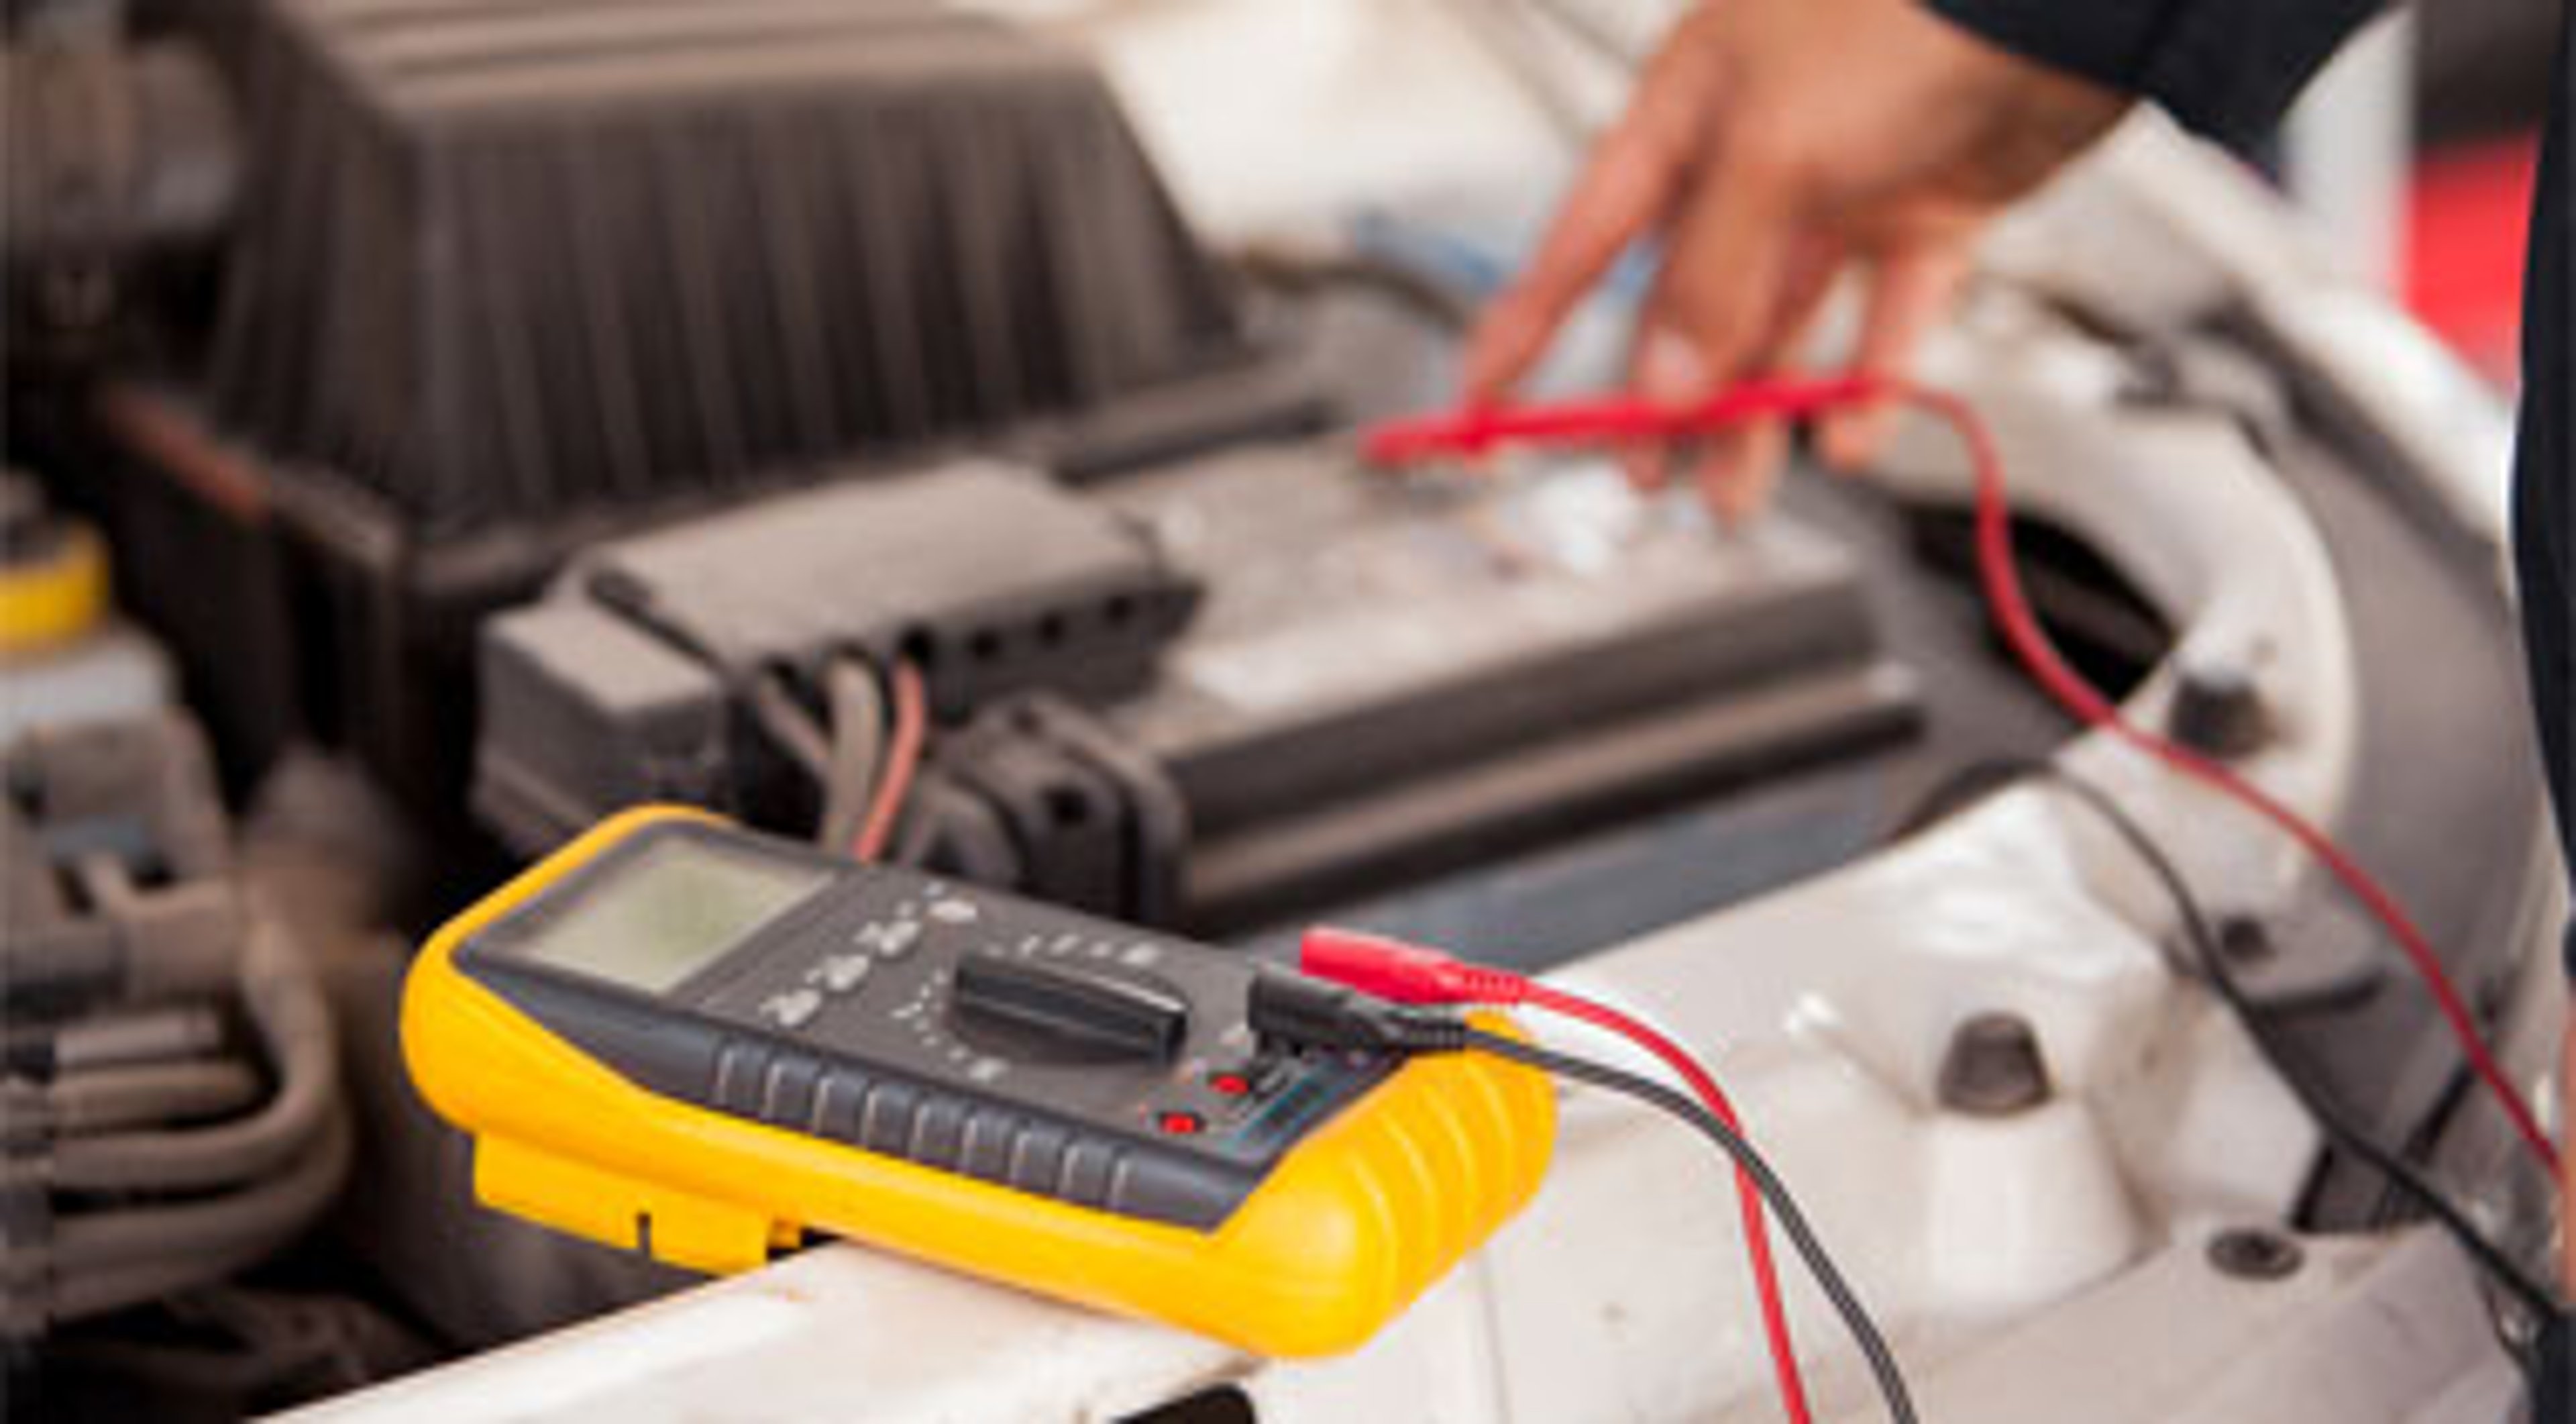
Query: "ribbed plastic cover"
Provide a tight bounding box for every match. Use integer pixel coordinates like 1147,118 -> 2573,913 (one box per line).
207,0 -> 1247,536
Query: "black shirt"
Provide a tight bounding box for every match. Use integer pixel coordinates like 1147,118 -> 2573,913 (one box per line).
1931,0 -> 2576,978
1929,0 -> 2392,146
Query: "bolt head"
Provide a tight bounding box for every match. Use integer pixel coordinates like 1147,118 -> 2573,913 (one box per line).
2207,1227 -> 2304,1280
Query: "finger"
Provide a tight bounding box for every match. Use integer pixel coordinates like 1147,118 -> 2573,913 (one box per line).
1636,120 -> 1803,391
1756,234 -> 1848,368
1819,243 -> 1970,471
1627,144 -> 1807,504
1464,123 -> 1688,401
1684,234 -> 1841,501
1619,323 -> 1709,493
1697,415 -> 1790,527
1460,33 -> 1721,401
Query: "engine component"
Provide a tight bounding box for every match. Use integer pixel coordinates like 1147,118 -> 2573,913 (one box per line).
2,717 -> 235,1019
905,694 -> 1192,924
403,807 -> 1554,1357
0,470 -> 174,757
1101,443 -> 1923,929
0,711 -> 347,1340
0,469 -> 107,657
207,0 -> 1252,534
475,462 -> 1201,851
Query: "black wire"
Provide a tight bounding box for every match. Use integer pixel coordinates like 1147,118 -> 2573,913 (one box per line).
1886,758 -> 2036,841
1901,756 -> 2561,1319
1458,1027 -> 1921,1424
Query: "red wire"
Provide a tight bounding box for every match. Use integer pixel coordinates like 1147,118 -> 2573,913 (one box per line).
1897,380 -> 2561,1172
1298,929 -> 1817,1423
1523,984 -> 1815,1424
1360,378 -> 2561,1175
1363,375 -> 1880,466
851,661 -> 928,863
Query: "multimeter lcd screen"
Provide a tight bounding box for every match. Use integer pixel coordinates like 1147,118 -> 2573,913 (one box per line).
516,838 -> 829,993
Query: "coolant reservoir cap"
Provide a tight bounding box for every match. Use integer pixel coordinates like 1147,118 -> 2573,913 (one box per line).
0,470 -> 109,656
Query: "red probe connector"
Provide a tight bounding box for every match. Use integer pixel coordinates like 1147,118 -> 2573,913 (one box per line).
1299,927 -> 1527,1006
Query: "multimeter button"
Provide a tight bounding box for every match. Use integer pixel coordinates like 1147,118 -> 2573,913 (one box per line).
1155,1111 -> 1204,1136
812,954 -> 870,993
1005,1123 -> 1068,1196
761,1056 -> 822,1127
758,988 -> 822,1030
927,899 -> 979,925
1059,1139 -> 1118,1207
814,1070 -> 869,1141
912,1099 -> 967,1168
960,1110 -> 1018,1182
712,1041 -> 773,1114
859,1084 -> 920,1153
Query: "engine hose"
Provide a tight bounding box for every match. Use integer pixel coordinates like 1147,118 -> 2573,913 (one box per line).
14,905 -> 337,1193
9,1107 -> 352,1325
44,1058 -> 262,1135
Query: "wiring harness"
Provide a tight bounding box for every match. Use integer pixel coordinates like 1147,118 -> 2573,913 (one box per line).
753,656 -> 932,866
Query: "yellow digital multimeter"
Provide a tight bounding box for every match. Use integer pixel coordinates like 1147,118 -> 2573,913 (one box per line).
403,807 -> 1554,1357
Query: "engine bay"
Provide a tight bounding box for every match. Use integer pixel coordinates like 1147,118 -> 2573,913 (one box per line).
0,3 -> 2561,1421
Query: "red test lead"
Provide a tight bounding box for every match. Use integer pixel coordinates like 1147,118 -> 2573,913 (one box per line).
1360,375 -> 1879,466
1300,927 -> 1819,1424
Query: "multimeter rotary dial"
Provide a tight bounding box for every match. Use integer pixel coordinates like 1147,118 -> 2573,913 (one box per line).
947,954 -> 1190,1065
888,922 -> 1203,1084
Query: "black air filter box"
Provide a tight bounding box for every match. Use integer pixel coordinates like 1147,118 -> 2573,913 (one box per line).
209,0 -> 1254,536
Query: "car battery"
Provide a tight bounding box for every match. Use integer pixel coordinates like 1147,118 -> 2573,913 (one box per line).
473,438 -> 1921,933
1095,443 -> 1923,928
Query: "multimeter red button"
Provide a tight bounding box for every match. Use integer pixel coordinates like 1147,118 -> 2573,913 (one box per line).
1208,1072 -> 1252,1097
1155,1111 -> 1203,1136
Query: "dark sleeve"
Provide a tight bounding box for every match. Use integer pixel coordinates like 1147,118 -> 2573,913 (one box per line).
1923,0 -> 2393,148
2516,15 -> 2575,970
2540,1307 -> 2573,1423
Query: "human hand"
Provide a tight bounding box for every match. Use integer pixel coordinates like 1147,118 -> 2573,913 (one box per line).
1462,0 -> 2129,521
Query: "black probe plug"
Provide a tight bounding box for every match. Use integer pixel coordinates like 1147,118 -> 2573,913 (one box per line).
1246,970 -> 1468,1056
